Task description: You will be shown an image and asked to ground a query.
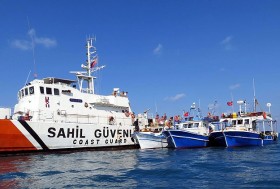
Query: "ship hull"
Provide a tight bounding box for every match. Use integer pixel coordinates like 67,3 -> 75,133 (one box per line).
164,130 -> 209,149
0,119 -> 137,154
132,132 -> 168,149
209,131 -> 278,147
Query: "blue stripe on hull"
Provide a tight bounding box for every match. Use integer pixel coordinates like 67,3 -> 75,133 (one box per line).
167,130 -> 208,148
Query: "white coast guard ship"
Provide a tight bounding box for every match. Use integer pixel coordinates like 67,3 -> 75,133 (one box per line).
0,38 -> 137,154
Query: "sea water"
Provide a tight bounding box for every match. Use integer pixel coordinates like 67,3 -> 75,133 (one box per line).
1,142 -> 280,188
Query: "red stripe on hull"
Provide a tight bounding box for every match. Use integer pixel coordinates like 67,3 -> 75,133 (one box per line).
0,119 -> 37,152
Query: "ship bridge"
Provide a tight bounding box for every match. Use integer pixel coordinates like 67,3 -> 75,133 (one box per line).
43,77 -> 76,85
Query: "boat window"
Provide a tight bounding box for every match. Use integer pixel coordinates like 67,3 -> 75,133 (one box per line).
18,91 -> 21,99
237,119 -> 243,124
245,119 -> 249,124
232,120 -> 236,125
46,87 -> 52,95
54,88 -> 60,95
188,123 -> 193,128
194,123 -> 199,127
40,86 -> 44,94
69,98 -> 83,103
252,121 -> 257,130
25,88 -> 28,96
183,124 -> 188,128
21,89 -> 24,97
29,86 -> 34,95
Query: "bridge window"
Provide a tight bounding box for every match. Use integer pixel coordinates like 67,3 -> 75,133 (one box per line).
245,119 -> 249,124
46,87 -> 52,95
54,88 -> 60,95
40,87 -> 44,94
29,86 -> 34,95
25,88 -> 28,96
21,89 -> 24,97
237,120 -> 243,124
232,120 -> 236,125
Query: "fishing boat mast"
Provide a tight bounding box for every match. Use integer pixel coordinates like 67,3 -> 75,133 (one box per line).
253,78 -> 257,112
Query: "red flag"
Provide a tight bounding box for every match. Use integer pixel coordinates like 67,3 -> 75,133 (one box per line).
227,101 -> 233,106
184,112 -> 189,117
90,60 -> 96,68
90,57 -> 98,68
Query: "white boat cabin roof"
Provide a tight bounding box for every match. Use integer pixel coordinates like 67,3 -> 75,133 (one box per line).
43,77 -> 76,85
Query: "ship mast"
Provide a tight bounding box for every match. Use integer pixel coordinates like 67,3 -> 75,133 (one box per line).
86,38 -> 95,93
70,37 -> 105,94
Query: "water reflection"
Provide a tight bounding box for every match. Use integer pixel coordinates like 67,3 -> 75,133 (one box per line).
0,156 -> 32,188
0,150 -> 139,188
0,143 -> 279,188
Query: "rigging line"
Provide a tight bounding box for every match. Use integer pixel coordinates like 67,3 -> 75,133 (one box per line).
24,70 -> 31,86
27,17 -> 37,79
230,92 -> 234,113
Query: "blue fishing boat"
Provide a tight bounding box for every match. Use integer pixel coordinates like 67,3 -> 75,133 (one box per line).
209,100 -> 278,147
163,102 -> 219,149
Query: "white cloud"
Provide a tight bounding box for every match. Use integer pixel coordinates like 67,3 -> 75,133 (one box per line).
220,36 -> 233,50
28,28 -> 36,36
229,83 -> 240,90
164,93 -> 186,101
35,37 -> 57,47
11,29 -> 57,50
11,40 -> 32,50
153,43 -> 162,55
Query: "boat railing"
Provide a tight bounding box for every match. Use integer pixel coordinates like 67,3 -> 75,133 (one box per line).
32,110 -> 133,126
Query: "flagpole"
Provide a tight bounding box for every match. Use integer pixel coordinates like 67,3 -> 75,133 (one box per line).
155,101 -> 158,114
231,92 -> 234,112
253,78 -> 256,112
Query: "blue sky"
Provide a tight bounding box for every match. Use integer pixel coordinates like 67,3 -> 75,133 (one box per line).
1,0 -> 280,121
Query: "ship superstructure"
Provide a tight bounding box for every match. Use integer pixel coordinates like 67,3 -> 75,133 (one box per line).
0,38 -> 137,153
